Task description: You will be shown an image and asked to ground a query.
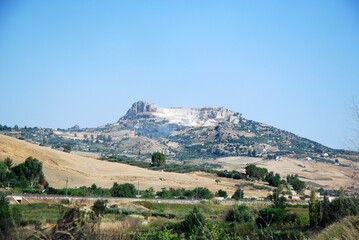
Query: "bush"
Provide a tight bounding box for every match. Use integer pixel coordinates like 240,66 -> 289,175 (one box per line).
61,199 -> 70,205
225,204 -> 253,223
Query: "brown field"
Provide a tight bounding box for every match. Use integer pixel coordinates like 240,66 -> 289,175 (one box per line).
0,134 -> 270,197
214,156 -> 359,190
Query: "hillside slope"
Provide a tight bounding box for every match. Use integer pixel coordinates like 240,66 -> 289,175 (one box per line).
0,134 -> 249,195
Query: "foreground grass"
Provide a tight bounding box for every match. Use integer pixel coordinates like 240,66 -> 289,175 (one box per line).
135,201 -> 232,218
313,215 -> 359,240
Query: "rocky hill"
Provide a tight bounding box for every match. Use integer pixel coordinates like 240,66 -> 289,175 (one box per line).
2,101 -> 355,164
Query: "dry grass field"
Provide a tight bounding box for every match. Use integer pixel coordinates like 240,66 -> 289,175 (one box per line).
1,133 -> 357,195
0,134 -> 267,197
214,156 -> 359,190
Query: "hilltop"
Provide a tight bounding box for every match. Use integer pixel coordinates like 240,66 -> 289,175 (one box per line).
1,101 -> 359,191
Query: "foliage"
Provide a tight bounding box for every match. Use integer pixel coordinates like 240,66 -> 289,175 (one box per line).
180,206 -> 206,237
245,164 -> 268,179
151,152 -> 166,167
231,188 -> 244,200
309,189 -> 319,228
92,200 -> 108,216
256,207 -> 296,227
265,171 -> 284,187
11,156 -> 44,186
215,189 -> 228,198
225,204 -> 253,224
291,178 -> 306,194
0,193 -> 14,239
110,182 -> 136,197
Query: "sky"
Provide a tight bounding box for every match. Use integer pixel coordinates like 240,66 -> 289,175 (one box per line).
0,1 -> 358,150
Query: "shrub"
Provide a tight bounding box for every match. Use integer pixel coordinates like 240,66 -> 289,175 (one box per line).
225,204 -> 253,223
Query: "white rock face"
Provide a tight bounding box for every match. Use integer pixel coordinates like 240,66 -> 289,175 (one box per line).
121,101 -> 242,127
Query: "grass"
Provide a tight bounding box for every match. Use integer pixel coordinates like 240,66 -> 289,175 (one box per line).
313,215 -> 359,240
135,201 -> 231,218
11,203 -> 64,225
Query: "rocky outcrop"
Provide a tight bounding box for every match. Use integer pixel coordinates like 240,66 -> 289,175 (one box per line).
120,101 -> 243,126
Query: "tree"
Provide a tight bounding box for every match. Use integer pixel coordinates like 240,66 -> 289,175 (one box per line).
0,193 -> 14,238
92,200 -> 107,216
4,157 -> 13,170
215,189 -> 228,198
232,188 -> 244,200
309,189 -> 319,228
110,182 -> 136,197
291,178 -> 306,194
215,179 -> 221,185
151,152 -> 166,167
0,162 -> 7,183
181,207 -> 206,237
12,156 -> 43,187
245,164 -> 268,179
63,144 -> 72,153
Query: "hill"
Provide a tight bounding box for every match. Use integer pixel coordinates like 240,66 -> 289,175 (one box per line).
1,101 -> 359,192
0,134 -> 259,196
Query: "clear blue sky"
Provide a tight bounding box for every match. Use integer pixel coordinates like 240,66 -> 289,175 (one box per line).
1,1 -> 358,150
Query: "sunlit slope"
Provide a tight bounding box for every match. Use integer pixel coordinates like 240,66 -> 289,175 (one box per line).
0,134 -> 248,195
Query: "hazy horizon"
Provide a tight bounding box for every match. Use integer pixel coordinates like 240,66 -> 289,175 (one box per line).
1,1 -> 358,150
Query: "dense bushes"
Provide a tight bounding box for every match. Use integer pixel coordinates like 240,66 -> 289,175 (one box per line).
110,182 -> 136,197
225,204 -> 253,223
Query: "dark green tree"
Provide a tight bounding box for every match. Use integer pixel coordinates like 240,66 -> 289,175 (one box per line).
181,207 -> 206,237
215,189 -> 228,198
151,152 -> 166,167
110,182 -> 136,197
0,162 -> 7,183
4,157 -> 13,170
63,144 -> 72,153
92,199 -> 108,216
309,189 -> 319,228
292,178 -> 306,194
11,156 -> 43,187
232,189 -> 244,200
0,193 -> 14,239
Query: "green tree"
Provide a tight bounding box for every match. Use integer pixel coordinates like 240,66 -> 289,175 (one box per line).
63,144 -> 72,153
215,189 -> 228,198
12,156 -> 43,187
292,178 -> 306,194
92,199 -> 108,216
110,182 -> 136,197
0,193 -> 14,239
151,152 -> 166,167
309,189 -> 319,228
4,157 -> 13,170
0,162 -> 7,183
181,207 -> 206,237
232,188 -> 244,200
